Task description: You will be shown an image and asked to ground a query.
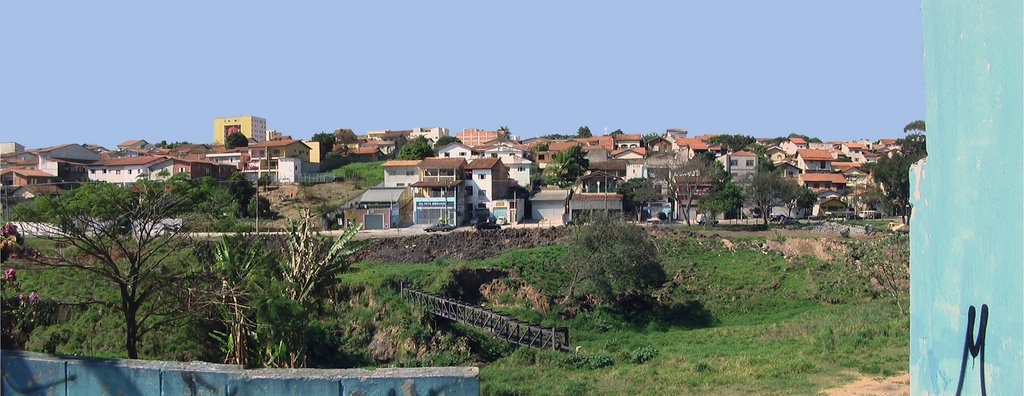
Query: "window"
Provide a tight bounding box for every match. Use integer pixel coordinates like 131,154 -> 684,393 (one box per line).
444,152 -> 451,157
465,186 -> 474,196
115,170 -> 121,175
90,169 -> 95,174
478,174 -> 486,180
102,169 -> 107,174
491,154 -> 497,158
179,167 -> 186,173
477,203 -> 487,208
518,167 -> 524,172
396,183 -> 404,187
478,189 -> 487,197
746,160 -> 754,167
459,152 -> 467,157
729,160 -> 738,166
538,155 -> 546,161
819,162 -> 827,169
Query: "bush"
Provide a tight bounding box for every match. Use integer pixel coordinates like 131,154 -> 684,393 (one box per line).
628,345 -> 659,364
558,352 -> 614,369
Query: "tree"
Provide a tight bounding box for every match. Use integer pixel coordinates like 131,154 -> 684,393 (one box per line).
642,133 -> 661,144
903,120 -> 926,134
396,136 -> 434,160
498,125 -> 511,134
851,234 -> 910,315
577,126 -> 592,138
542,145 -> 589,187
532,143 -> 549,152
16,181 -> 200,358
698,181 -> 743,225
433,135 -> 462,149
310,132 -> 335,161
783,183 -> 816,218
227,172 -> 256,217
708,134 -> 756,152
868,132 -> 926,223
618,178 -> 662,221
665,155 -> 728,225
226,132 -> 249,149
560,213 -> 665,305
745,170 -> 789,226
609,129 -> 624,135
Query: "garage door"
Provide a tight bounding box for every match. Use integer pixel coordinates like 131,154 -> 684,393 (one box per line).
364,214 -> 385,230
532,202 -> 564,223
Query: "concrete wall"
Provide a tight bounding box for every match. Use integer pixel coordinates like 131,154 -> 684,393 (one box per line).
911,0 -> 1023,394
1,350 -> 479,396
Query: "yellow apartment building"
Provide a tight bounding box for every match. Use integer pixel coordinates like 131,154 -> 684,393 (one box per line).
213,116 -> 267,145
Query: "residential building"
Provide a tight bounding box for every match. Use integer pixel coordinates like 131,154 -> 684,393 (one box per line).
529,188 -> 570,225
369,131 -> 408,155
625,161 -> 647,180
798,173 -> 848,194
86,156 -> 176,184
612,133 -> 644,149
0,142 -> 24,155
765,146 -> 788,163
813,197 -> 849,217
456,128 -> 507,147
117,140 -> 150,150
1,168 -> 55,186
780,137 -> 809,155
569,171 -> 624,220
213,115 -> 267,145
410,157 -> 467,225
345,187 -> 412,230
781,162 -> 801,178
478,141 -> 529,160
502,155 -> 536,190
437,142 -> 476,159
587,160 -> 628,179
574,136 -> 615,151
382,160 -> 421,187
717,151 -> 758,181
611,147 -> 647,160
464,158 -> 522,224
795,149 -> 833,173
242,139 -> 313,182
646,137 -> 673,153
664,128 -> 689,141
673,138 -> 710,159
409,127 -> 450,143
349,146 -> 384,162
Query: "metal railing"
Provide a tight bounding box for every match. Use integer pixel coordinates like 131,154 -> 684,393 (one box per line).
400,285 -> 571,352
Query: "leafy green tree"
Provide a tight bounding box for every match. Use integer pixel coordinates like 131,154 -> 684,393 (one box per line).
397,136 -> 435,160
903,120 -> 926,134
698,181 -> 743,225
665,156 -> 728,226
618,178 -> 662,221
609,129 -> 623,135
577,126 -> 592,138
850,234 -> 909,315
16,181 -> 198,358
532,143 -> 549,152
543,145 -> 589,187
226,132 -> 249,149
310,132 -> 335,160
561,213 -> 665,304
498,125 -> 511,134
227,172 -> 257,217
868,131 -> 926,222
642,133 -> 661,144
433,135 -> 462,148
784,183 -> 817,218
708,134 -> 756,152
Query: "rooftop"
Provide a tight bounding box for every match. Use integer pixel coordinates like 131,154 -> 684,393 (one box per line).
797,149 -> 834,161
418,157 -> 467,169
799,173 -> 848,184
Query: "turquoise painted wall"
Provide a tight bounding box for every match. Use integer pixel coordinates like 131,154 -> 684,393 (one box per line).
913,0 -> 1023,394
1,351 -> 479,396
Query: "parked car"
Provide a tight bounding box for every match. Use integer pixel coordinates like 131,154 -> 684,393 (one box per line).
769,214 -> 789,223
425,223 -> 455,232
696,214 -> 718,225
475,221 -> 501,231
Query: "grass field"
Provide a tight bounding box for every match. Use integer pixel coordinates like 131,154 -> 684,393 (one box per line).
8,229 -> 908,395
330,161 -> 385,187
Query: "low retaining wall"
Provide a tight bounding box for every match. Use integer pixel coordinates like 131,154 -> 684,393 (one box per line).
0,350 -> 479,396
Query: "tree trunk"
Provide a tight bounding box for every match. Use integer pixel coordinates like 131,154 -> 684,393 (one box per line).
123,295 -> 140,359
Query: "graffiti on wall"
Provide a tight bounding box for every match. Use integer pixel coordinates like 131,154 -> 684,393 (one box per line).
956,304 -> 989,396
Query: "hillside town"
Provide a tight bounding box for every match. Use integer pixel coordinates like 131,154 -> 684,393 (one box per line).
0,115 -> 918,230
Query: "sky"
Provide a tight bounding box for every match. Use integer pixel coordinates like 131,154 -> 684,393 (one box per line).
1,1 -> 924,149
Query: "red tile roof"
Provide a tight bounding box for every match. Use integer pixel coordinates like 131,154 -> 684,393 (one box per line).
466,157 -> 502,170
383,160 -> 421,167
118,139 -> 146,147
790,137 -> 808,144
250,139 -> 305,148
351,146 -> 382,155
548,141 -> 583,152
0,168 -> 54,178
797,149 -> 834,161
675,138 -> 709,150
611,147 -> 647,157
418,157 -> 467,168
799,173 -> 848,184
731,150 -> 756,156
612,133 -> 643,141
844,143 -> 866,150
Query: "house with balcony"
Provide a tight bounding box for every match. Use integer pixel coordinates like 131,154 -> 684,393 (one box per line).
478,141 -> 529,160
502,155 -> 536,191
410,157 -> 467,225
798,172 -> 848,195
569,171 -> 624,220
612,133 -> 644,149
438,142 -> 477,159
1,168 -> 55,186
242,139 -> 314,183
796,149 -> 833,173
646,136 -> 673,153
464,158 -> 523,224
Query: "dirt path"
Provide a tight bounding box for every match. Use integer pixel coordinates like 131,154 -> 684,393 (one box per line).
824,373 -> 909,396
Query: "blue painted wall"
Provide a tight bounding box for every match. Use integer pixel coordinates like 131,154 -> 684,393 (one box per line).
913,0 -> 1023,394
1,351 -> 479,396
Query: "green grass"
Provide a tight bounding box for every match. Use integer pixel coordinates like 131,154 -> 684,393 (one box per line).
8,232 -> 908,394
330,161 -> 385,187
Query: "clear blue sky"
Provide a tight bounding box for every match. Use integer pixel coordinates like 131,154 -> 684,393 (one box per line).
2,1 -> 923,148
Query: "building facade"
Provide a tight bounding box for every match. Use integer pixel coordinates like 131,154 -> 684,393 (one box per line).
213,116 -> 267,145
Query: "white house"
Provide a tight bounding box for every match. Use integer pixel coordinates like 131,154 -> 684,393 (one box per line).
717,150 -> 758,181
382,160 -> 422,188
780,137 -> 809,155
408,127 -> 450,143
87,156 -> 176,184
796,149 -> 833,173
479,141 -> 529,160
530,188 -> 570,225
501,156 -> 536,190
437,142 -> 476,159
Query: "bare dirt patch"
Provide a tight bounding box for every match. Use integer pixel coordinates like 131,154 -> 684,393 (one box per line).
824,372 -> 909,396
